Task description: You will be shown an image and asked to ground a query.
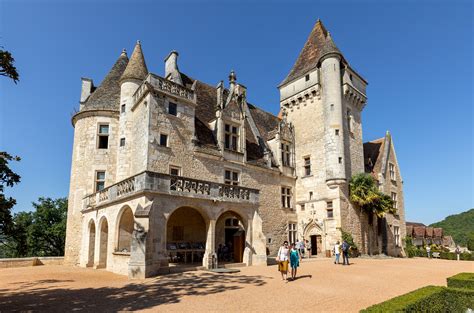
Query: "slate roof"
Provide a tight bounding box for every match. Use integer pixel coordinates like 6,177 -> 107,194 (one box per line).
433,228 -> 443,238
413,226 -> 426,237
82,51 -> 129,111
406,221 -> 426,227
121,41 -> 148,82
280,19 -> 343,87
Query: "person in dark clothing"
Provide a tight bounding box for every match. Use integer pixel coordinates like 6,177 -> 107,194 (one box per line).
342,240 -> 350,265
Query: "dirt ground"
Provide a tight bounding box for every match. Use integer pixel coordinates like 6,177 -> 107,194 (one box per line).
0,257 -> 472,312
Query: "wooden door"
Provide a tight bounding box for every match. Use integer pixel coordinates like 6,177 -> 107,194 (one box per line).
233,230 -> 245,263
310,235 -> 317,255
316,235 -> 322,254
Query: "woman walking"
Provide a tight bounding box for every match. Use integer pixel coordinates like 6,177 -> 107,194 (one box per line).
276,241 -> 290,281
289,243 -> 302,280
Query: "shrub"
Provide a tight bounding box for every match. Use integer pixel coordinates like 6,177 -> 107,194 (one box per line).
447,273 -> 474,290
341,229 -> 358,252
361,286 -> 474,312
404,237 -> 417,258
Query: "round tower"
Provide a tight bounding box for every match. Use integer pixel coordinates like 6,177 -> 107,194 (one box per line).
321,52 -> 346,188
116,41 -> 148,181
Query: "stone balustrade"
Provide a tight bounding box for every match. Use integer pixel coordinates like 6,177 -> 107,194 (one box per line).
83,171 -> 259,210
132,74 -> 195,106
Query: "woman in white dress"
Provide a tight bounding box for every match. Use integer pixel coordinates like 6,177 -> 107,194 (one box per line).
276,241 -> 290,281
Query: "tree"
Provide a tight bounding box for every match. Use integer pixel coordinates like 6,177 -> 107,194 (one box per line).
0,197 -> 67,257
467,232 -> 474,251
0,48 -> 19,83
0,152 -> 21,237
349,173 -> 395,255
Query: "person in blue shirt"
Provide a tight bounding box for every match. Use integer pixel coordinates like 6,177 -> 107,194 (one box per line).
289,243 -> 302,280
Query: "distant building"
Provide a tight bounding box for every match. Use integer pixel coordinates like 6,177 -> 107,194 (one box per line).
406,222 -> 447,247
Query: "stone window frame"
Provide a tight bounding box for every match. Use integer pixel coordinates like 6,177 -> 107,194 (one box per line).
394,225 -> 400,247
281,186 -> 292,209
389,163 -> 396,181
224,168 -> 240,186
288,222 -> 297,244
300,204 -> 305,212
169,165 -> 181,176
121,103 -> 126,114
95,170 -> 106,192
97,124 -> 109,150
391,192 -> 397,209
224,122 -> 239,152
168,101 -> 178,116
280,141 -> 291,167
159,133 -> 169,147
303,156 -> 312,177
119,137 -> 126,147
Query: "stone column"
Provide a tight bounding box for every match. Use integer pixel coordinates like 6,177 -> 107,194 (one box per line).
243,218 -> 252,265
203,219 -> 217,269
128,218 -> 149,279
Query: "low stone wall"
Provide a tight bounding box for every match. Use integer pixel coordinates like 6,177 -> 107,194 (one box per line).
0,257 -> 64,268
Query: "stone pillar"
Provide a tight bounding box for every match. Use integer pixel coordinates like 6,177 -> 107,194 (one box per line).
203,219 -> 217,269
128,218 -> 149,279
243,219 -> 252,265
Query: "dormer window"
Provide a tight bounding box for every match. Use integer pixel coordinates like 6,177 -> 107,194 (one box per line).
281,143 -> 291,167
224,124 -> 239,151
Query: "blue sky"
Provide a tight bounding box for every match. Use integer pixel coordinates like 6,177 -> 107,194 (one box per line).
0,0 -> 472,225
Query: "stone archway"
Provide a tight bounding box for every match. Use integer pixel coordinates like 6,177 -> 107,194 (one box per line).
166,207 -> 207,264
87,220 -> 96,267
304,222 -> 323,256
215,211 -> 246,263
117,207 -> 133,253
98,217 -> 108,268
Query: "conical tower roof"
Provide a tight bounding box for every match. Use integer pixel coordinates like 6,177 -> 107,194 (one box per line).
120,41 -> 148,82
279,20 -> 344,87
83,50 -> 129,110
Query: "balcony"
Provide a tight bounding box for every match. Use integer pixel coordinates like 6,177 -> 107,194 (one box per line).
82,171 -> 259,211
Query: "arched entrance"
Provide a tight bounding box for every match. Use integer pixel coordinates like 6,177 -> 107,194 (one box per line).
304,222 -> 323,256
215,211 -> 246,263
87,220 -> 96,267
166,207 -> 206,264
117,207 -> 134,253
98,218 -> 108,268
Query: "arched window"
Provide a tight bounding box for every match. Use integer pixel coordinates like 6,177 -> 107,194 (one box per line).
117,207 -> 134,253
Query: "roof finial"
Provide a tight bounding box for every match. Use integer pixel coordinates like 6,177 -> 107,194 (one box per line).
121,48 -> 127,57
229,69 -> 237,84
136,40 -> 141,45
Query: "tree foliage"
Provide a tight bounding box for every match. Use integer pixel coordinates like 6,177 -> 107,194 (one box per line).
0,152 -> 21,235
467,232 -> 474,251
0,48 -> 19,83
429,209 -> 474,247
0,197 -> 67,257
349,173 -> 395,218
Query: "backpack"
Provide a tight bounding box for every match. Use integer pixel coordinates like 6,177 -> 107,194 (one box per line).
342,242 -> 349,252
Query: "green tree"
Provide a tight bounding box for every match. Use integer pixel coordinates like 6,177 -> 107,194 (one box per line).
0,152 -> 21,237
0,197 -> 67,257
0,48 -> 19,83
467,232 -> 474,251
349,173 -> 395,255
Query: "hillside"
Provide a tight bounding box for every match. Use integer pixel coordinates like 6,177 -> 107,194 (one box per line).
430,208 -> 474,246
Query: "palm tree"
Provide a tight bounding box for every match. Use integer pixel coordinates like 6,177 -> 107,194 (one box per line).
349,173 -> 395,255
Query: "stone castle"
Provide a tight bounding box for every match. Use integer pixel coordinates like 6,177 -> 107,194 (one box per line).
65,20 -> 405,278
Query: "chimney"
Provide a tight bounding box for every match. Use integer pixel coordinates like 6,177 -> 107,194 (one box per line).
216,80 -> 224,109
164,51 -> 183,85
80,77 -> 94,104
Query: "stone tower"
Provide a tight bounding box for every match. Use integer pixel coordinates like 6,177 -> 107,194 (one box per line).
65,51 -> 129,265
278,20 -> 368,254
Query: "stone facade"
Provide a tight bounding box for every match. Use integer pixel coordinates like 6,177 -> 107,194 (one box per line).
65,20 -> 406,278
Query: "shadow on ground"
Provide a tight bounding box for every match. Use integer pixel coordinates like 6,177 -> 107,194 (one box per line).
0,271 -> 269,312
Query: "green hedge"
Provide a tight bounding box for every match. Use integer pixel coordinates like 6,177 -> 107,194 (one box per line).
447,272 -> 474,290
361,286 -> 474,312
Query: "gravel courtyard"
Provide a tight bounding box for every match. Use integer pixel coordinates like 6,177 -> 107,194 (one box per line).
0,258 -> 472,312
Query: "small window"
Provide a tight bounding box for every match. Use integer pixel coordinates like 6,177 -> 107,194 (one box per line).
281,187 -> 292,208
309,192 -> 313,200
95,171 -> 106,192
281,143 -> 291,166
121,104 -> 126,113
347,109 -> 352,133
304,157 -> 311,176
394,226 -> 400,247
327,209 -> 334,218
327,201 -> 333,209
335,129 -> 339,136
168,102 -> 177,116
169,166 -> 181,176
391,192 -> 397,209
268,238 -> 272,244
300,204 -> 305,211
389,163 -> 396,180
224,169 -> 239,185
288,223 -> 297,244
305,74 -> 310,81
338,157 -> 342,164
224,124 -> 239,151
349,74 -> 353,81
160,134 -> 168,147
120,138 -> 125,147
97,124 -> 109,149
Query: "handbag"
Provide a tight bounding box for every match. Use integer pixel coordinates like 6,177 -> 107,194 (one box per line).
275,247 -> 281,262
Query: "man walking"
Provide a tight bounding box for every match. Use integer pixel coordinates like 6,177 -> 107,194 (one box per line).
342,240 -> 350,265
333,241 -> 340,264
